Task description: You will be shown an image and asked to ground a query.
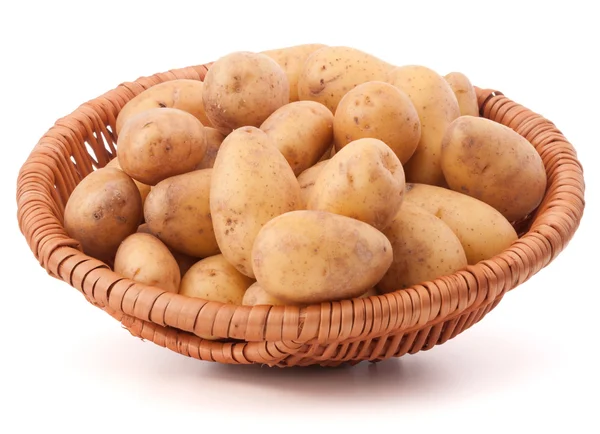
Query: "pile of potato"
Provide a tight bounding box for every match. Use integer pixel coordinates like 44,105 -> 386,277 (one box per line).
64,44 -> 547,326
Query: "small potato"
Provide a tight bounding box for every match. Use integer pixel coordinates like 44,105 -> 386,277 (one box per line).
441,116 -> 547,222
144,168 -> 219,258
242,282 -> 286,306
334,81 -> 421,164
114,233 -> 180,293
252,210 -> 393,304
262,43 -> 327,102
387,65 -> 460,186
194,127 -> 226,170
308,138 -> 405,231
359,287 -> 378,298
116,79 -> 212,135
377,202 -> 468,293
444,72 -> 479,117
137,223 -> 152,234
106,157 -> 151,206
210,127 -> 302,278
136,224 -> 197,277
260,101 -> 334,175
405,183 -> 518,264
202,51 -> 289,134
64,167 -> 142,263
117,108 -> 206,185
297,160 -> 329,206
297,46 -> 393,113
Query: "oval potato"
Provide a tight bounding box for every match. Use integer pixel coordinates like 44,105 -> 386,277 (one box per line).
106,157 -> 151,206
194,127 -> 226,170
136,224 -> 198,277
444,72 -> 479,117
242,282 -> 286,306
297,160 -> 329,206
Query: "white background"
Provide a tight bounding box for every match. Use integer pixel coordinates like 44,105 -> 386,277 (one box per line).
2,1 -> 598,432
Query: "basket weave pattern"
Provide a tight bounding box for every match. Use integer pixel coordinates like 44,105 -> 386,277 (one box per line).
16,63 -> 585,367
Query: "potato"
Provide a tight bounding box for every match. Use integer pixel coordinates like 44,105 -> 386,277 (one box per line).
387,65 -> 460,186
260,101 -> 333,175
441,116 -> 547,222
404,183 -> 518,264
202,51 -> 289,134
137,223 -> 152,234
106,157 -> 151,206
194,127 -> 226,170
242,282 -> 286,306
144,168 -> 219,258
359,287 -> 378,298
114,233 -> 180,293
297,160 -> 329,206
333,81 -> 421,164
297,46 -> 392,113
307,138 -> 405,231
210,127 -> 302,278
136,224 -> 197,277
444,72 -> 479,117
116,79 -> 211,135
262,43 -> 327,102
377,202 -> 467,293
117,108 -> 206,185
64,167 -> 142,263
252,210 -> 393,304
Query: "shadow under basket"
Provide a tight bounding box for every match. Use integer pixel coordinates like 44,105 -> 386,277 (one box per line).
16,63 -> 586,367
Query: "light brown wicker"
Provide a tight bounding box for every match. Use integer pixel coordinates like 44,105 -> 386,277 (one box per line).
16,62 -> 585,367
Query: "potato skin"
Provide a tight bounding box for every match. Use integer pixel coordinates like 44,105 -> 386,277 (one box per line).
387,65 -> 460,186
114,233 -> 180,293
136,224 -> 198,277
444,72 -> 479,117
106,157 -> 151,206
194,127 -> 226,170
242,282 -> 286,306
117,108 -> 206,185
297,46 -> 392,113
441,116 -> 547,222
251,210 -> 393,304
404,183 -> 518,264
262,43 -> 327,102
64,167 -> 142,263
202,51 -> 289,134
334,81 -> 421,164
307,138 -> 405,231
116,79 -> 211,135
210,127 -> 302,278
144,168 -> 219,258
377,202 -> 467,293
297,160 -> 329,206
260,101 -> 333,175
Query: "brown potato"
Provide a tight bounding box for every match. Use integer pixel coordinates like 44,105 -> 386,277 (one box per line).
334,81 -> 421,164
242,282 -> 286,306
136,224 -> 197,277
64,167 -> 142,263
297,160 -> 329,206
359,288 -> 379,298
194,127 -> 226,170
444,72 -> 479,117
106,157 -> 151,206
202,51 -> 289,134
137,223 -> 152,234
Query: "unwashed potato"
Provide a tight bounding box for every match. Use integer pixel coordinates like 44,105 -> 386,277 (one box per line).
194,127 -> 226,170
252,210 -> 393,304
377,202 -> 467,293
114,233 -> 180,293
242,282 -> 286,306
441,116 -> 547,222
64,167 -> 142,263
106,157 -> 151,206
115,79 -> 212,135
307,138 -> 405,231
262,43 -> 327,102
202,51 -> 289,134
297,46 -> 393,113
404,183 -> 518,264
210,127 -> 302,278
260,101 -> 333,175
297,160 -> 329,206
444,72 -> 479,117
117,108 -> 206,185
136,224 -> 198,277
334,81 -> 421,164
387,65 -> 460,186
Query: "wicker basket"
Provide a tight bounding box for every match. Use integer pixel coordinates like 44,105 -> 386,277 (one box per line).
16,62 -> 585,367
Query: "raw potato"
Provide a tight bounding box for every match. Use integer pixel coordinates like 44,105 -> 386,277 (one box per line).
202,51 -> 289,134
405,183 -> 518,264
387,65 -> 460,186
297,160 -> 329,206
334,81 -> 421,164
64,167 -> 142,263
444,72 -> 479,117
114,233 -> 180,293
297,46 -> 392,113
210,127 -> 302,278
252,210 -> 393,304
377,202 -> 468,293
242,282 -> 286,306
137,223 -> 152,234
144,169 -> 219,258
117,108 -> 207,185
262,43 -> 327,102
106,157 -> 151,206
307,138 -> 405,231
441,116 -> 547,222
136,224 -> 198,277
260,101 -> 334,175
195,127 -> 226,170
359,287 -> 378,298
115,79 -> 212,135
